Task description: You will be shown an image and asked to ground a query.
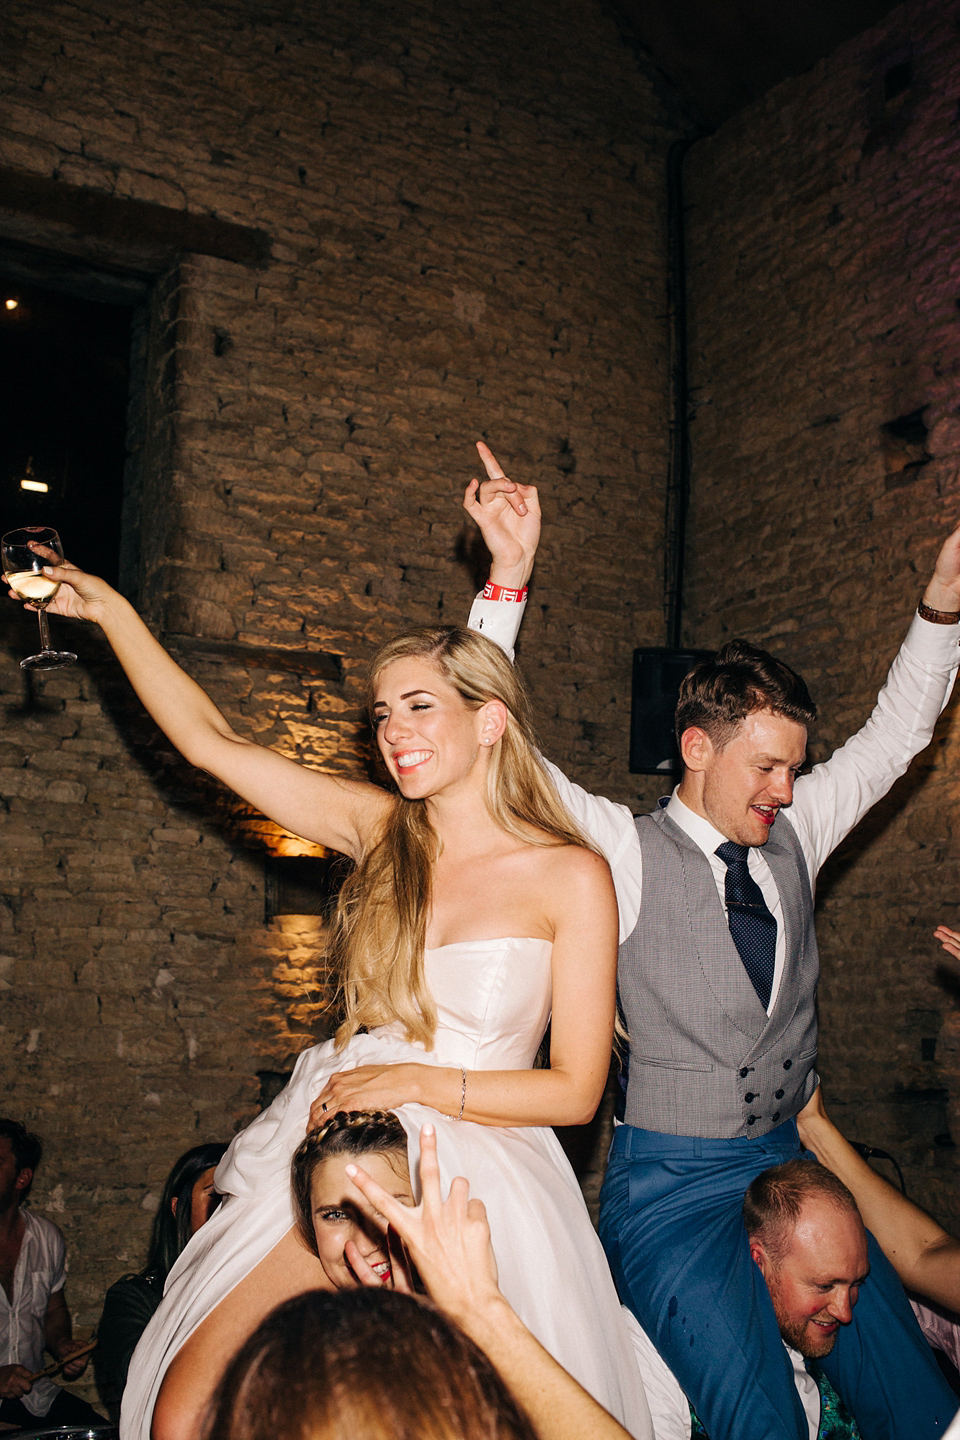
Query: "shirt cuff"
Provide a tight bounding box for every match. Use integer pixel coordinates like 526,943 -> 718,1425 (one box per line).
904,609 -> 960,666
467,592 -> 525,662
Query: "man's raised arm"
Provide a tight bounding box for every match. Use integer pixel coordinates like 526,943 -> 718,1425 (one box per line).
790,518 -> 960,876
463,442 -> 539,660
462,444 -> 643,941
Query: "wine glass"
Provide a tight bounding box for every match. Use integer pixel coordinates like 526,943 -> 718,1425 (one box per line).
1,526 -> 77,670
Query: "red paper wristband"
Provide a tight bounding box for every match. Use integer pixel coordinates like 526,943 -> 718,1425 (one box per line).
482,580 -> 529,603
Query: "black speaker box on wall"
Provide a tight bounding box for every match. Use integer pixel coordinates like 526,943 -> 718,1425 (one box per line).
630,647 -> 713,775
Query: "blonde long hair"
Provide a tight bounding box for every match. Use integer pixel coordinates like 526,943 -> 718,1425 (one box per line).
333,626 -> 593,1050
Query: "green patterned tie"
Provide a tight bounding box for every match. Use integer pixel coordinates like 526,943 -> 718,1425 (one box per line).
806,1361 -> 862,1440
688,1364 -> 861,1438
689,1406 -> 708,1437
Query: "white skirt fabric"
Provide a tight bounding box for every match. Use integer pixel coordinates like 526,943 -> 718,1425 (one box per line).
122,939 -> 653,1439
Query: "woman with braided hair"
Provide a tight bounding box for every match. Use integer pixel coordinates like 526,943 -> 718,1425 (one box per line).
22,448 -> 653,1440
290,1110 -> 415,1291
204,1119 -> 635,1440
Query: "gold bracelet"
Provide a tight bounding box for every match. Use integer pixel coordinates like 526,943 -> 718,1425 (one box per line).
457,1066 -> 466,1121
918,600 -> 960,624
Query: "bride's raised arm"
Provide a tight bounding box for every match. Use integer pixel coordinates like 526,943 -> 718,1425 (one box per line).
310,842 -> 619,1130
24,560 -> 390,860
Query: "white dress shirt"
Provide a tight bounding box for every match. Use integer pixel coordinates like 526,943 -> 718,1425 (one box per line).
467,592 -> 526,662
468,595 -> 959,956
0,1209 -> 66,1416
628,1312 -> 820,1440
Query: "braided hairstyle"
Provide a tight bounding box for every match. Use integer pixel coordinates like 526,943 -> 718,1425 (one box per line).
291,1110 -> 409,1256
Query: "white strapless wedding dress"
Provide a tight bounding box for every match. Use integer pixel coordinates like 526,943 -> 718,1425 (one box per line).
122,939 -> 653,1438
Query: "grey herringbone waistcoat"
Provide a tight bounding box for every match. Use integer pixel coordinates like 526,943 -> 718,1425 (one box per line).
618,806 -> 819,1138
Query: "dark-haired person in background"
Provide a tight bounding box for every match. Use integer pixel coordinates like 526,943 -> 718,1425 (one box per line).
0,1118 -> 104,1428
95,1142 -> 227,1423
466,475 -> 960,1439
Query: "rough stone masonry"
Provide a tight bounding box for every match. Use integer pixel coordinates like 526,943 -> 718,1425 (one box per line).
685,0 -> 960,1232
0,0 -> 677,1373
0,0 -> 958,1402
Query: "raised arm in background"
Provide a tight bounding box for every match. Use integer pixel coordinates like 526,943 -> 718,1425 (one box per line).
798,1085 -> 960,1312
462,448 -> 643,942
463,441 -> 541,662
346,1124 -> 633,1440
935,924 -> 960,963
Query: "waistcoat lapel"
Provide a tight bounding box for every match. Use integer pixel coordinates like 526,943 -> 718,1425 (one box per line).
740,818 -> 808,1062
654,809 -> 768,1043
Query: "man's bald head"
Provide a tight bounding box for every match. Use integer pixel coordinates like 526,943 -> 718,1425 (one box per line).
744,1157 -> 859,1261
745,1159 -> 869,1358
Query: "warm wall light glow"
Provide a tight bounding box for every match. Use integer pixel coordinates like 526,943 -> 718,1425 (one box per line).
252,818 -> 331,860
273,835 -> 328,859
20,479 -> 48,493
4,299 -> 17,310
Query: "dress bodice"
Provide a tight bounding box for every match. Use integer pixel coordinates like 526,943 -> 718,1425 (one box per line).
375,937 -> 553,1071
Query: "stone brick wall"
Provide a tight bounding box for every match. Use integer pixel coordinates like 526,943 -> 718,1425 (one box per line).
12,0 -> 959,1398
684,0 -> 960,1226
0,0 -> 676,1384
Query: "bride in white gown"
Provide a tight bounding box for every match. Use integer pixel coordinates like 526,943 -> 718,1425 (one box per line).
29,450 -> 653,1440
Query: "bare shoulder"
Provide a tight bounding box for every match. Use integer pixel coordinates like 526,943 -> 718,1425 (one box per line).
298,768 -> 393,855
350,781 -> 396,850
527,841 -> 615,903
533,843 -> 618,957
333,772 -> 394,826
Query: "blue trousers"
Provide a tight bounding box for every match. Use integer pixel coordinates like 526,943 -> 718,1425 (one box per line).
598,1120 -> 958,1440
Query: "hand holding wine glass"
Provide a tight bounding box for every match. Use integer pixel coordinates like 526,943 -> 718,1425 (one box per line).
1,526 -> 77,670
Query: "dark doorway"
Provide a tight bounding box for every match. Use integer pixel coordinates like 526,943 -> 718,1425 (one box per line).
0,280 -> 132,585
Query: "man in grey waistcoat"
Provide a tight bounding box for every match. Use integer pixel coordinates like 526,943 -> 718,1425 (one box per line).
464,450 -> 960,1440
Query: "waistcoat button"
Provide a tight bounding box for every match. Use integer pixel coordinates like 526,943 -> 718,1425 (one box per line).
744,1093 -> 755,1103
783,1059 -> 792,1070
775,1089 -> 784,1099
772,1112 -> 781,1122
746,1116 -> 757,1125
739,1067 -> 750,1078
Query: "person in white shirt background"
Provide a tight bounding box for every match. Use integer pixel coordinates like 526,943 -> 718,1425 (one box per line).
463,443 -> 960,1440
0,1117 -> 103,1428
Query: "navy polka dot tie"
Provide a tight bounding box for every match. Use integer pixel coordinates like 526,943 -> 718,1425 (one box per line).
715,840 -> 777,1010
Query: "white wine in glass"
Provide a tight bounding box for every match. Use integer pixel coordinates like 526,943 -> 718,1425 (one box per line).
1,526 -> 77,670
